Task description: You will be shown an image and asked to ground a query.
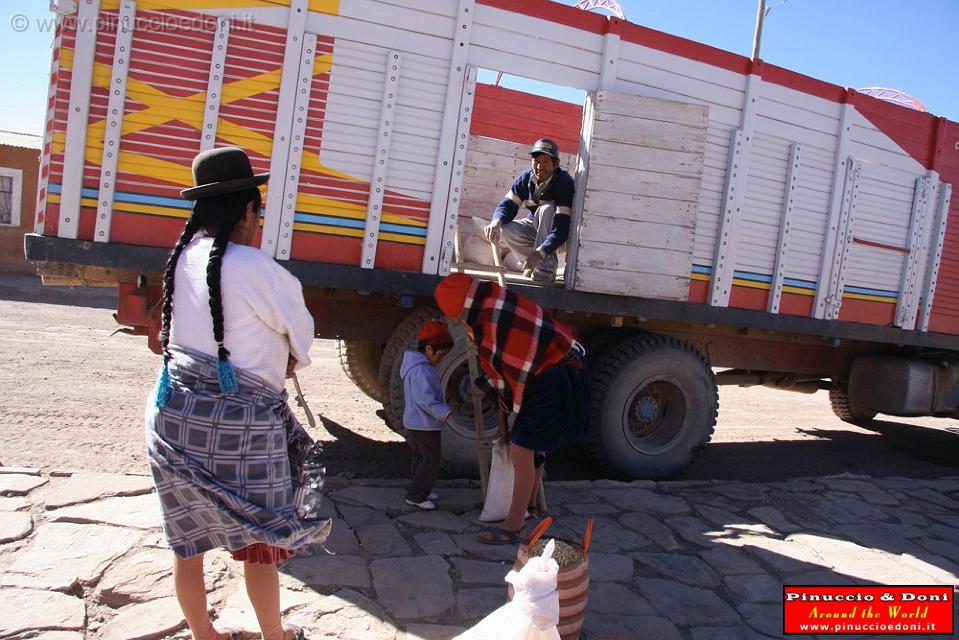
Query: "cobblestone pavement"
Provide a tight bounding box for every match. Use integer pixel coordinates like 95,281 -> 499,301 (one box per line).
1,467 -> 957,639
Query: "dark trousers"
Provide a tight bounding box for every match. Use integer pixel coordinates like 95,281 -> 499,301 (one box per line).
406,429 -> 441,502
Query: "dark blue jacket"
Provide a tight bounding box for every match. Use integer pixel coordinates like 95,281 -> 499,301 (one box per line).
492,167 -> 574,254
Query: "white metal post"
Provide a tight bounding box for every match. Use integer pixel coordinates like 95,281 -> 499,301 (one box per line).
438,66 -> 478,276
813,101 -> 855,318
274,32 -> 317,261
598,22 -> 621,91
768,143 -> 802,313
825,159 -> 862,320
361,51 -> 402,269
919,183 -> 952,332
93,0 -> 136,243
895,174 -> 934,329
58,0 -> 101,239
199,17 -> 231,152
420,0 -> 475,274
261,0 -> 308,258
567,91 -> 597,290
709,71 -> 761,307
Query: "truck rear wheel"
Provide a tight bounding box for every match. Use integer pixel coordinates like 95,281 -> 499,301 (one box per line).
585,334 -> 717,479
828,387 -> 877,424
336,340 -> 384,403
378,307 -> 496,474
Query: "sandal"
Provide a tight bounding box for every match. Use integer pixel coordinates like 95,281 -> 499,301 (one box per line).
284,623 -> 306,640
478,526 -> 525,545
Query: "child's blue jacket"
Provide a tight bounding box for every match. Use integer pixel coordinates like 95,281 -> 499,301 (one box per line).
401,350 -> 451,430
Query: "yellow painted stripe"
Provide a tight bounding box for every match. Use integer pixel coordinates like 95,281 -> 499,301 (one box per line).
293,222 -> 363,239
101,0 -> 292,10
294,193 -> 428,227
731,278 -> 770,291
690,272 -> 711,282
97,0 -> 340,15
782,285 -> 815,297
113,201 -> 191,219
49,194 -> 192,220
843,292 -> 897,304
293,221 -> 425,246
308,0 -> 339,14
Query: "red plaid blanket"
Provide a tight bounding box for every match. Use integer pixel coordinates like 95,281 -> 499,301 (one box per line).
462,279 -> 574,415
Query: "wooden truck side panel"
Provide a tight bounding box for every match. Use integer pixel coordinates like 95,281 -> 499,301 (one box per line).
33,0 -> 958,342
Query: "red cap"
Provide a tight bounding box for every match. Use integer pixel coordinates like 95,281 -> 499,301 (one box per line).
434,272 -> 474,319
418,320 -> 453,345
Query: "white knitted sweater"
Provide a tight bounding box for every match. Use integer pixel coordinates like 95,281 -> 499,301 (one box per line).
169,236 -> 314,392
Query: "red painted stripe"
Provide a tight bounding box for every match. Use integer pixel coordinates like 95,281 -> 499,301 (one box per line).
837,298 -> 896,326
291,233 -> 361,265
111,211 -> 188,247
619,22 -> 749,76
762,63 -> 846,103
472,84 -> 583,150
476,0 -> 606,35
852,237 -> 910,254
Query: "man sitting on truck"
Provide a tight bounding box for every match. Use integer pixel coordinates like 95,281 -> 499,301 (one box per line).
483,138 -> 574,283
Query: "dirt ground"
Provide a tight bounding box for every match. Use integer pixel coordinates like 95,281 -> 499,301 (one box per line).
2,276 -> 958,482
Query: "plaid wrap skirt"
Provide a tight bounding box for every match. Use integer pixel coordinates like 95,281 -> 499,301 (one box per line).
145,347 -> 331,559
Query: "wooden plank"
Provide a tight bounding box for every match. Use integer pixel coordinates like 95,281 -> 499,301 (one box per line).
582,190 -> 697,226
577,240 -> 692,276
591,114 -> 706,154
589,139 -> 704,177
579,215 -> 694,251
586,168 -> 703,202
616,58 -> 745,110
595,91 -> 709,128
618,39 -> 746,92
575,266 -> 690,300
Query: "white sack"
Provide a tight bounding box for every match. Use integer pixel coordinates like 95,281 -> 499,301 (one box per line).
454,539 -> 561,640
479,440 -> 513,522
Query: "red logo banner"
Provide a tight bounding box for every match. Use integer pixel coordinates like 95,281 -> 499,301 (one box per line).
783,585 -> 954,635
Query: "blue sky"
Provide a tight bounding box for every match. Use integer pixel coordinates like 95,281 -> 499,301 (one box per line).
1,0 -> 956,136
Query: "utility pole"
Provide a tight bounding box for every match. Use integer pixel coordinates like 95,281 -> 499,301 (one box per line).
752,0 -> 766,59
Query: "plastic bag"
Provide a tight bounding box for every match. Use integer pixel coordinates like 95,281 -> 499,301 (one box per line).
454,539 -> 561,640
479,440 -> 514,522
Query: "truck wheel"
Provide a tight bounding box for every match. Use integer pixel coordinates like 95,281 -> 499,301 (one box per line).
336,340 -> 384,402
828,387 -> 876,424
378,308 -> 440,434
585,334 -> 717,479
379,308 -> 496,473
585,328 -> 643,365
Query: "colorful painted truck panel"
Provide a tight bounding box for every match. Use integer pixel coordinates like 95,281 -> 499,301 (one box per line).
26,0 -> 959,478
35,0 -> 958,336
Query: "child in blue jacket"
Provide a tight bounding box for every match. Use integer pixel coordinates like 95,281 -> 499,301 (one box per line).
401,320 -> 454,510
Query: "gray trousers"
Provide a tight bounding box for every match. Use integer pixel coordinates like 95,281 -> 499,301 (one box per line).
500,203 -> 559,276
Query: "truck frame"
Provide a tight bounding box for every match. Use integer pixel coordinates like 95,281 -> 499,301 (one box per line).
25,0 -> 959,479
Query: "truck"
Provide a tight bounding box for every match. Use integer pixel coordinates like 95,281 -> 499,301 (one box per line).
25,0 -> 959,480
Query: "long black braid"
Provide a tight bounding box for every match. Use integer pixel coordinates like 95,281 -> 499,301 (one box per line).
153,187 -> 261,406
159,215 -> 202,362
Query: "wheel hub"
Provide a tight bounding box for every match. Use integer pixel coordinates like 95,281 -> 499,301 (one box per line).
623,380 -> 686,451
632,394 -> 661,426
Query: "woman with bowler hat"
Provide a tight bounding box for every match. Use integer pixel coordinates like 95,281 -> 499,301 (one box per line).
145,147 -> 327,640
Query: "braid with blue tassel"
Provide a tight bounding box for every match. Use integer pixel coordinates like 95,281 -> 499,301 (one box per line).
153,216 -> 201,408
154,189 -> 258,405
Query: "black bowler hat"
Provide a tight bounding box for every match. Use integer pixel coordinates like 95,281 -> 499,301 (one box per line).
180,147 -> 270,200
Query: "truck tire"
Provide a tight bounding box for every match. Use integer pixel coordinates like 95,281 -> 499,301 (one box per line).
585,328 -> 643,365
336,340 -> 384,402
585,334 -> 717,479
378,307 -> 497,474
828,387 -> 877,424
378,308 -> 440,433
